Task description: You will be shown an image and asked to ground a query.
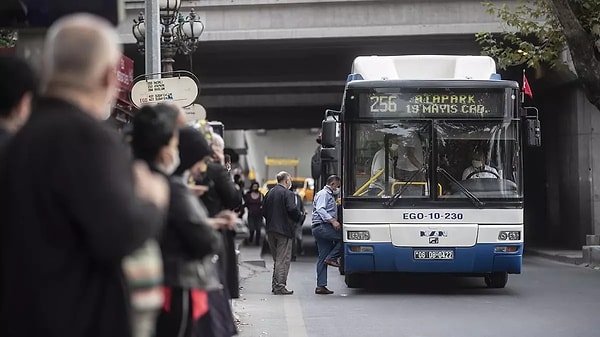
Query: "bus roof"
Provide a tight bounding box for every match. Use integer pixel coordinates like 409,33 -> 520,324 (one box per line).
350,55 -> 499,81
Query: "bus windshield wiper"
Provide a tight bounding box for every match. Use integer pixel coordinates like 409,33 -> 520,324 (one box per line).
384,165 -> 427,207
436,167 -> 485,208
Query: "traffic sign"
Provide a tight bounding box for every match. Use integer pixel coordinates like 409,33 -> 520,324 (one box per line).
182,103 -> 207,122
130,72 -> 198,108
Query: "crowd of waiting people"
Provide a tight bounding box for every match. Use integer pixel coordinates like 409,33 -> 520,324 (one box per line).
0,13 -> 247,337
0,12 -> 346,337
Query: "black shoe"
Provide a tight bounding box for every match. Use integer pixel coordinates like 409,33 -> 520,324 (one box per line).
324,259 -> 341,268
273,288 -> 294,295
291,256 -> 297,262
315,286 -> 334,295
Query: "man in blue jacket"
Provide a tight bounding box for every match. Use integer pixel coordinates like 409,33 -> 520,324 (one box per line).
263,171 -> 302,295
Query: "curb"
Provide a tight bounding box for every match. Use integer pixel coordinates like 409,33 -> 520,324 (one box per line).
525,249 -> 583,265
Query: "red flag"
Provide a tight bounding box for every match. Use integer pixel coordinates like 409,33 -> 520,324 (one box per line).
522,70 -> 533,99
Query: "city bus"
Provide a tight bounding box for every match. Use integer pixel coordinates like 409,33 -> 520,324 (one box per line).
320,55 -> 541,288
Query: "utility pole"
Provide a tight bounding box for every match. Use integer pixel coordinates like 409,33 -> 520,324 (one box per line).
145,0 -> 161,78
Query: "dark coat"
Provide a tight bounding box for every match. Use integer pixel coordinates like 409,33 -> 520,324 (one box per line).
159,172 -> 223,290
198,161 -> 242,298
263,184 -> 302,238
199,161 -> 242,217
0,127 -> 10,149
0,97 -> 165,337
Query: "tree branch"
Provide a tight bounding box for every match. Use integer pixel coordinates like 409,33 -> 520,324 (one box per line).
549,0 -> 600,110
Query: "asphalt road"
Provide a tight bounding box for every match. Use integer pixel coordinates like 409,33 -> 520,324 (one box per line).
234,231 -> 600,337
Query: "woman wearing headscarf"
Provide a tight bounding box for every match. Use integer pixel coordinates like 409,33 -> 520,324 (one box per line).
173,126 -> 239,337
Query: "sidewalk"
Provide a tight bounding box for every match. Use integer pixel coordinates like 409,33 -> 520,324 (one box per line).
524,247 -> 584,265
233,241 -> 269,335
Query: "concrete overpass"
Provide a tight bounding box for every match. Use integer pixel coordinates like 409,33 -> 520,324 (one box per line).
117,0 -> 514,129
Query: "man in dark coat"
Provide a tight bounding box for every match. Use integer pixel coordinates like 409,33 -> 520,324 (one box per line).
0,14 -> 169,337
262,171 -> 302,295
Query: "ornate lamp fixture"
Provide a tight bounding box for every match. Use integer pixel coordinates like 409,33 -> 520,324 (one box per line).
132,2 -> 204,73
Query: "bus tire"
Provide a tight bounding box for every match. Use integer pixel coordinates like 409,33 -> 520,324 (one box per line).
345,273 -> 365,288
484,272 -> 508,288
338,254 -> 345,275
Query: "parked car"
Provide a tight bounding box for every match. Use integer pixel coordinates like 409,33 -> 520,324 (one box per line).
260,177 -> 315,202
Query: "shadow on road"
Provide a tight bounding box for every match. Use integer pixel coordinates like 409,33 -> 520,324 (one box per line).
352,274 -> 517,295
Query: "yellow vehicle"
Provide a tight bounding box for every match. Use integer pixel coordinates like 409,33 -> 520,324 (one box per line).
260,177 -> 315,202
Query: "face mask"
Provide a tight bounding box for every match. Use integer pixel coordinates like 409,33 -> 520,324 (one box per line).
102,86 -> 118,120
389,144 -> 399,152
102,102 -> 113,120
164,148 -> 180,175
332,187 -> 341,196
472,160 -> 483,168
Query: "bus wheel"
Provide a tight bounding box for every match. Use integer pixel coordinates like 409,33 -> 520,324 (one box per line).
484,272 -> 508,288
345,273 -> 365,288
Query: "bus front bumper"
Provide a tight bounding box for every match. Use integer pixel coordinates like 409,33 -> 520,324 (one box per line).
344,243 -> 522,274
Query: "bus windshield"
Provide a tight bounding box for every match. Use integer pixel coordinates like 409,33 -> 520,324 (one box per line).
349,121 -> 431,198
347,119 -> 522,201
435,120 -> 521,200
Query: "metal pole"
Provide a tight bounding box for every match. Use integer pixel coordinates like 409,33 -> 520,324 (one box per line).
145,0 -> 161,78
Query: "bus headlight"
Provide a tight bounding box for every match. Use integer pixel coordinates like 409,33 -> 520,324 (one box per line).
494,246 -> 519,253
498,231 -> 521,241
349,246 -> 374,252
347,231 -> 370,240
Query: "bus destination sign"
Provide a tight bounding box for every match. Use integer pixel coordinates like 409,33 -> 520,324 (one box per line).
362,91 -> 506,118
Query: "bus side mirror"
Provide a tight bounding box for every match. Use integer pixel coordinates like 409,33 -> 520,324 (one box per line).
526,118 -> 541,147
320,147 -> 337,160
321,119 -> 336,148
523,107 -> 541,147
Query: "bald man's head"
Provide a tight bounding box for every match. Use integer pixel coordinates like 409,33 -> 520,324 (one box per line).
42,14 -> 122,119
43,14 -> 121,85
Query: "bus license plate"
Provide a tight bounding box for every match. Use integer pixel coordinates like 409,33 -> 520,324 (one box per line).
413,249 -> 454,260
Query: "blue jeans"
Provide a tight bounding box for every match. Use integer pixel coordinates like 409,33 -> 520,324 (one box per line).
312,223 -> 342,287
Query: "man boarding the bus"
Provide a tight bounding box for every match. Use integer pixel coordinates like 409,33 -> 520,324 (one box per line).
312,175 -> 342,295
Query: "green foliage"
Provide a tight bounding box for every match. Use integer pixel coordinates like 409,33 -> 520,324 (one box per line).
476,0 -> 565,70
0,29 -> 16,48
475,0 -> 600,71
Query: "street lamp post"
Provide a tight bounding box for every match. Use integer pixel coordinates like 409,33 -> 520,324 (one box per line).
132,2 -> 205,74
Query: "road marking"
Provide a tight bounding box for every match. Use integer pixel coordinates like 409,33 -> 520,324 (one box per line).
284,295 -> 309,337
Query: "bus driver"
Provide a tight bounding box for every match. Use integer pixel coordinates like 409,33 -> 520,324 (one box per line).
462,151 -> 499,180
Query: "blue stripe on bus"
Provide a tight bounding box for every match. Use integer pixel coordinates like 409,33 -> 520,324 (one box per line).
344,243 -> 522,274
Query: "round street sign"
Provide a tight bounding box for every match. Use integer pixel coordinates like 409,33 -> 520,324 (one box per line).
130,75 -> 198,108
182,103 -> 207,122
